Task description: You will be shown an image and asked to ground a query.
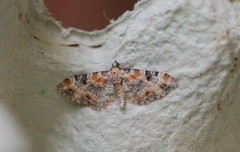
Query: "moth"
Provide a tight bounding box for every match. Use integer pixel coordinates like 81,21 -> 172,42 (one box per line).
57,61 -> 177,111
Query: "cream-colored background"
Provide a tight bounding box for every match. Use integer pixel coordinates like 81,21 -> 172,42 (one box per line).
0,0 -> 239,152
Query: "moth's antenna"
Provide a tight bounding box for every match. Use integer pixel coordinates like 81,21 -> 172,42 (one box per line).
112,60 -> 120,68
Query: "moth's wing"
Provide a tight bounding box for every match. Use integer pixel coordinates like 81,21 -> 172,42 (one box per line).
57,71 -> 116,111
122,69 -> 177,105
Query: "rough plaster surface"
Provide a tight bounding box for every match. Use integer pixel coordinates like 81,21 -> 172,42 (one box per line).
0,0 -> 240,152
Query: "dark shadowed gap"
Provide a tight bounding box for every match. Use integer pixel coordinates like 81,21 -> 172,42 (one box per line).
44,0 -> 138,31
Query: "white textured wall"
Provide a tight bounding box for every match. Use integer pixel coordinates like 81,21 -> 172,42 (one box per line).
0,0 -> 240,152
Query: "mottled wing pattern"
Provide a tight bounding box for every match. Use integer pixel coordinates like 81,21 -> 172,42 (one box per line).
57,61 -> 178,111
122,69 -> 177,105
57,71 -> 115,111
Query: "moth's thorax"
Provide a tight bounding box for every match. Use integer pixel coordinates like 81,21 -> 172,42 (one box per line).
110,67 -> 122,78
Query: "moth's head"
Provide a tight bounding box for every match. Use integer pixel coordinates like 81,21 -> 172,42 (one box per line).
111,61 -> 121,77
112,60 -> 120,68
